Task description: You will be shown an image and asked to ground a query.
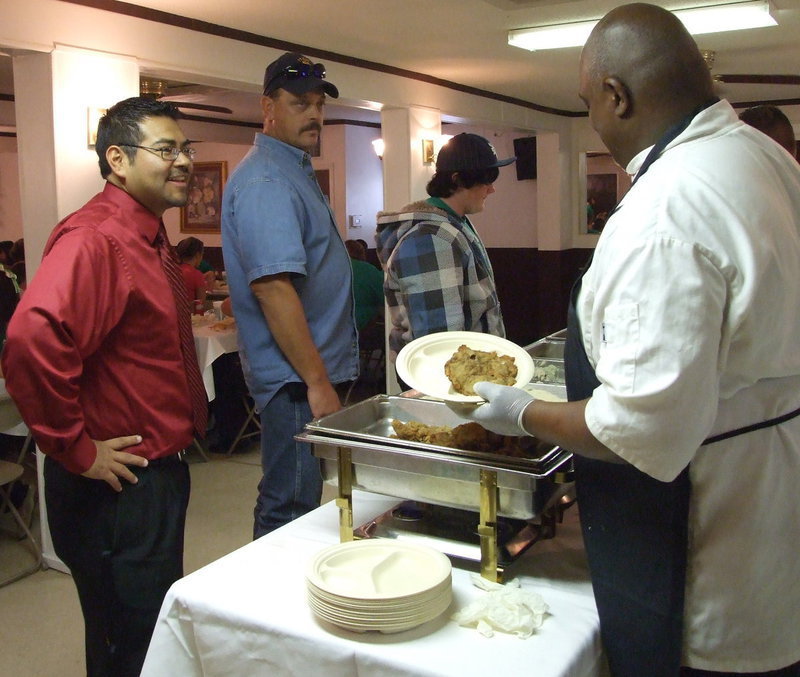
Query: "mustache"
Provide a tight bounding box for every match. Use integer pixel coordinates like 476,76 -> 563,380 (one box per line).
300,122 -> 322,134
169,171 -> 190,181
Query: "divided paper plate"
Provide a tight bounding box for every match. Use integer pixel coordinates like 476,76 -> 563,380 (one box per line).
306,540 -> 453,634
395,331 -> 535,403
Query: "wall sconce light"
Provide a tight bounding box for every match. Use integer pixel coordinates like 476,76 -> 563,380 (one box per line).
422,138 -> 435,164
87,107 -> 107,148
438,135 -> 454,152
508,0 -> 776,51
372,138 -> 385,159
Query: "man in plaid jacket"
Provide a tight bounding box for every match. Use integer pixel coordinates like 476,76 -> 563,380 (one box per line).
375,133 -> 516,368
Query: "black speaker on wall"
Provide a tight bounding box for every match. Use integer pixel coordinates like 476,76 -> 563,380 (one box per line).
513,136 -> 537,180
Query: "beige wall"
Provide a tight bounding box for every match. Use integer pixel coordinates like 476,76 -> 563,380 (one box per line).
1,0 -> 582,254
0,136 -> 22,240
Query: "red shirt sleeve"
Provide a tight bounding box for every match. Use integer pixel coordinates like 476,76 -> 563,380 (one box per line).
2,228 -> 130,473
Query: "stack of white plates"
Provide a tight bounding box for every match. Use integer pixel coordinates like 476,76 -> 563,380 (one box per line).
306,539 -> 452,634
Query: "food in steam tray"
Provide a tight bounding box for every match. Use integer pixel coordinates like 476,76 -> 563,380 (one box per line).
391,419 -> 528,458
444,345 -> 517,396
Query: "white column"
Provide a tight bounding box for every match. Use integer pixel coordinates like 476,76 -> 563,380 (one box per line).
13,46 -> 139,573
14,45 -> 139,275
378,106 -> 441,393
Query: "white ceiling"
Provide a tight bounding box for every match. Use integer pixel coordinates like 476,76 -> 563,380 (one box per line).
3,0 -> 800,123
119,0 -> 800,116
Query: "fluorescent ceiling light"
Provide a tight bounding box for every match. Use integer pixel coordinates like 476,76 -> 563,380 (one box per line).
508,0 -> 776,51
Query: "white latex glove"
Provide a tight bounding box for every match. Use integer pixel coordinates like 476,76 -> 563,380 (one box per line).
465,382 -> 535,437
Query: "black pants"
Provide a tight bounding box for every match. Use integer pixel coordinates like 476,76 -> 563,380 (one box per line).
44,455 -> 190,677
210,352 -> 249,449
681,663 -> 800,677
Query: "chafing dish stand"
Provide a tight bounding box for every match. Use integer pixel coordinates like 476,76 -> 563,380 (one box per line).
300,394 -> 574,582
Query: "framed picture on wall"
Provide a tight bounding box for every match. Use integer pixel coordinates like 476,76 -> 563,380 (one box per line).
180,161 -> 227,233
586,172 -> 618,234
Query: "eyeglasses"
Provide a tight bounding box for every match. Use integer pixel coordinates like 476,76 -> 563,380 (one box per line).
118,144 -> 196,161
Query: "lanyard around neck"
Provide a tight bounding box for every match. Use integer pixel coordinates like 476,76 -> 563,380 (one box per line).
630,98 -> 719,188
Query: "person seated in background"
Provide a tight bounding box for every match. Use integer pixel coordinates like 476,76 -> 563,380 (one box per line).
0,241 -> 13,266
740,104 -> 797,160
10,261 -> 26,293
0,261 -> 21,359
196,256 -> 217,289
344,239 -> 384,331
8,238 -> 24,266
176,236 -> 208,314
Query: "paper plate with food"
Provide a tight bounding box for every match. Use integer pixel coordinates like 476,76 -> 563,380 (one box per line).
395,331 -> 534,403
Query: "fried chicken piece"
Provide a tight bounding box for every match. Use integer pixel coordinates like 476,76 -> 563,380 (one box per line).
391,419 -> 524,455
444,344 -> 518,396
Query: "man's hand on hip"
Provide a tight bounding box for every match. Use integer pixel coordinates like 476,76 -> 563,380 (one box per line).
82,435 -> 147,492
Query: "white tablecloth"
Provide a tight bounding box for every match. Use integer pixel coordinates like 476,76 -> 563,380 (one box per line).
142,491 -> 605,677
192,323 -> 238,400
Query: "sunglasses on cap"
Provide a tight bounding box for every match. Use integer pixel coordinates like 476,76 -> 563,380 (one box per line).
263,63 -> 327,95
282,62 -> 326,80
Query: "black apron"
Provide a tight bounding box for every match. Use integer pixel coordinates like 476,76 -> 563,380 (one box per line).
565,104 -> 703,677
566,102 -> 800,677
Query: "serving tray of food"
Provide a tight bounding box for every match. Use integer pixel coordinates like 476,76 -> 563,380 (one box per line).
299,394 -> 573,520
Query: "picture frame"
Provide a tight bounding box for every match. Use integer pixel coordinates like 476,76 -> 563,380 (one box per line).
180,161 -> 228,233
586,173 -> 617,234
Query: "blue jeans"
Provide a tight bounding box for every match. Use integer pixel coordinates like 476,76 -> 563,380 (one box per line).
254,382 -> 322,538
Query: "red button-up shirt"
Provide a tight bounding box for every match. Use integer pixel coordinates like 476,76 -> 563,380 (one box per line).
1,183 -> 195,474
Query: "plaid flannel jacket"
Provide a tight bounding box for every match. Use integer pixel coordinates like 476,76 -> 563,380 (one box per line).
375,200 -> 505,360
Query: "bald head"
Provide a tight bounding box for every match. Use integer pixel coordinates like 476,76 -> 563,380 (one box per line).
740,105 -> 797,158
579,3 -> 715,165
585,3 -> 713,109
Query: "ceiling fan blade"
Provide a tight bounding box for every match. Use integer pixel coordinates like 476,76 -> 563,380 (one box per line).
716,74 -> 800,85
171,101 -> 234,115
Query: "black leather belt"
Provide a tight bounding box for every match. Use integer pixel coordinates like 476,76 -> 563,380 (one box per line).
147,451 -> 186,467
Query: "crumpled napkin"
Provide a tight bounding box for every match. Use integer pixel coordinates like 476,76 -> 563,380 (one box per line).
451,574 -> 549,638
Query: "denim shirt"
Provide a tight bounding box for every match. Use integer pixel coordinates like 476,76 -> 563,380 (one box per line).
221,133 -> 358,409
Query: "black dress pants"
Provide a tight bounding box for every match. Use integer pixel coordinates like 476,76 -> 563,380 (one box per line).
681,663 -> 800,677
44,455 -> 190,677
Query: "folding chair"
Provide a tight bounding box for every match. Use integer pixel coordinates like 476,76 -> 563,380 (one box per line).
225,395 -> 261,455
344,317 -> 386,405
0,459 -> 42,587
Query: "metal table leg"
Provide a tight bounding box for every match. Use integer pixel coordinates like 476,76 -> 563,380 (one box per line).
478,469 -> 500,582
335,446 -> 354,543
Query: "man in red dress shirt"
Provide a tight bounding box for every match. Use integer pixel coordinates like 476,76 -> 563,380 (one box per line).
1,97 -> 202,677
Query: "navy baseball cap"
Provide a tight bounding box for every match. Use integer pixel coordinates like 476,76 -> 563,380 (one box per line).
436,133 -> 515,172
263,52 -> 339,98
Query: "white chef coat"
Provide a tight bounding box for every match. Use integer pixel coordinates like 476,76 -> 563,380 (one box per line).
578,100 -> 800,672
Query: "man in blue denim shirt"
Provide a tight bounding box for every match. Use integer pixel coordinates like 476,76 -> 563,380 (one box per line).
222,52 -> 358,537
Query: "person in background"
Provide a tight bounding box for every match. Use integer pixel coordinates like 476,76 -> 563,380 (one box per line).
739,104 -> 797,160
8,238 -> 24,266
1,97 -> 206,677
0,260 -> 20,353
0,240 -> 13,265
465,5 -> 800,676
10,261 -> 26,292
196,255 -> 217,286
176,236 -> 208,314
344,239 -> 383,331
375,132 -> 514,365
221,52 -> 358,538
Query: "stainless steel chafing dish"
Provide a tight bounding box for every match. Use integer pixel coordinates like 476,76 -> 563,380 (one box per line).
297,376 -> 573,580
525,329 -> 566,385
